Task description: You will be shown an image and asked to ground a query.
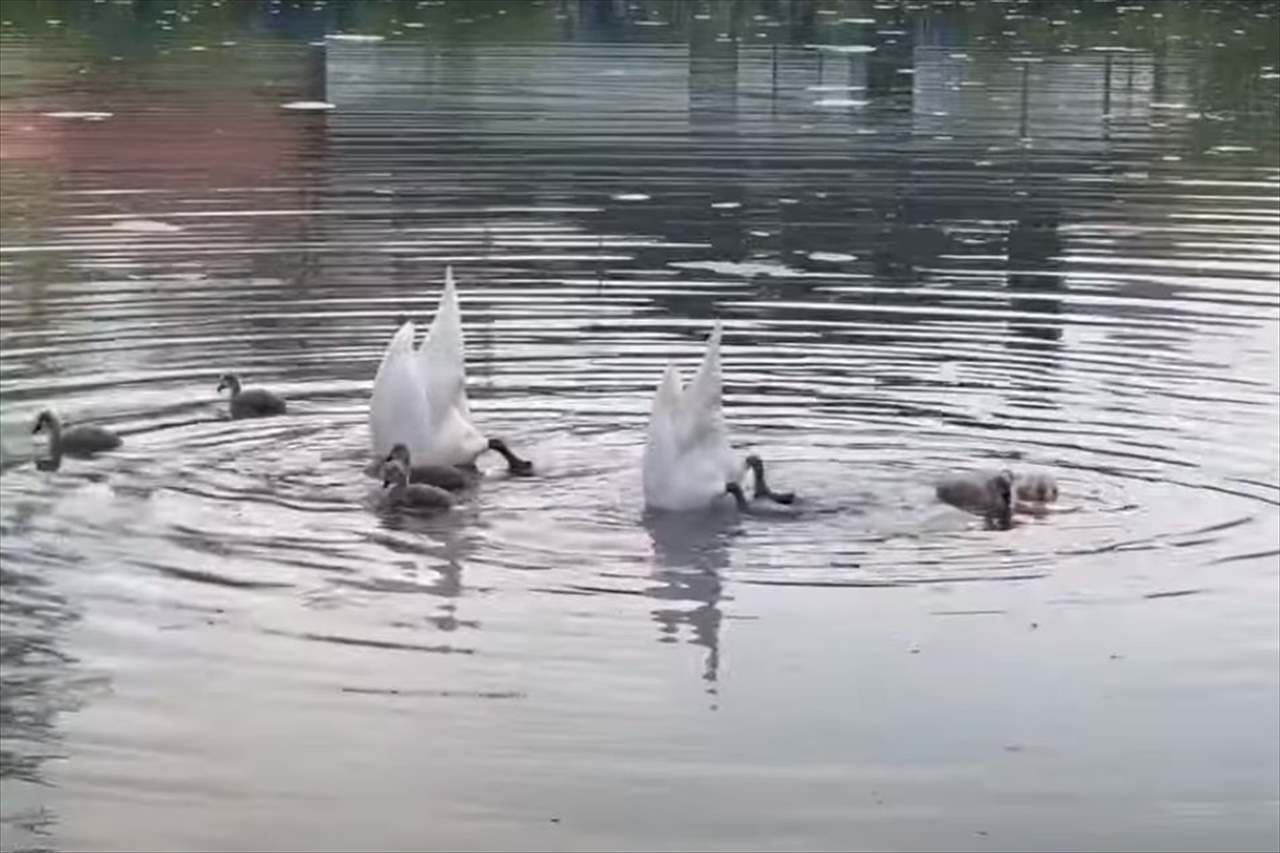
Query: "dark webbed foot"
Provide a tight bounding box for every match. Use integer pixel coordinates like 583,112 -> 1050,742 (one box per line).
745,454 -> 796,505
488,437 -> 533,476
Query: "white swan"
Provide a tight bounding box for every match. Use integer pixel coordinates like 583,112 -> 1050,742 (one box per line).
643,323 -> 793,511
369,267 -> 531,472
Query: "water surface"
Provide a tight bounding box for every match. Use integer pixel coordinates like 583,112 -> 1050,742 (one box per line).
1,2 -> 1278,851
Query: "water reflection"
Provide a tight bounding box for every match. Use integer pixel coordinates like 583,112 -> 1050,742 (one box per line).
0,0 -> 1277,850
364,501 -> 487,600
1006,214 -> 1065,352
645,510 -> 738,687
0,527 -> 80,849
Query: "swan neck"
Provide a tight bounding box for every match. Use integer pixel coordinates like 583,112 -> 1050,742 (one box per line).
44,417 -> 63,458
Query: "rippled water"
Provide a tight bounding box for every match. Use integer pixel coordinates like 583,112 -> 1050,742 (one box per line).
2,1 -> 1278,850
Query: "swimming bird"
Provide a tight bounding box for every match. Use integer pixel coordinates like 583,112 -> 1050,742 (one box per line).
217,374 -> 287,419
32,409 -> 122,464
384,442 -> 469,491
935,469 -> 1014,530
381,458 -> 453,511
369,266 -> 533,474
642,322 -> 794,512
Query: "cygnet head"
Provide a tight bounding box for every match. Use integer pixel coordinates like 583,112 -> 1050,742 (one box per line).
31,409 -> 58,435
216,373 -> 241,396
382,458 -> 410,488
386,443 -> 412,467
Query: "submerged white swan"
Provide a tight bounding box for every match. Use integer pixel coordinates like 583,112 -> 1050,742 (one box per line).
369,267 -> 531,473
642,323 -> 793,511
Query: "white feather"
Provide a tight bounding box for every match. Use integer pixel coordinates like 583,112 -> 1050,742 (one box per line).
643,322 -> 742,510
369,266 -> 489,466
419,265 -> 472,422
370,320 -> 432,462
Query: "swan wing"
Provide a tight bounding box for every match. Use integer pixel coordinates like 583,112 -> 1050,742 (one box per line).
418,265 -> 472,419
411,267 -> 488,465
644,363 -> 687,508
370,321 -> 433,461
647,362 -> 683,441
674,323 -> 734,472
428,407 -> 489,466
643,351 -> 738,510
684,320 -> 722,415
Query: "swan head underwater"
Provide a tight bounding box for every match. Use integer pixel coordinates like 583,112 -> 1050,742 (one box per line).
369,267 -> 533,474
642,322 -> 794,512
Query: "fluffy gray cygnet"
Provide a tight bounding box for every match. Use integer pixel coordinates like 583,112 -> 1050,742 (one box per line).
384,443 -> 470,491
32,409 -> 121,464
217,374 -> 286,419
381,458 -> 453,511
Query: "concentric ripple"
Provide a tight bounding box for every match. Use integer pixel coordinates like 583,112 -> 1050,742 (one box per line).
1,2 -> 1277,851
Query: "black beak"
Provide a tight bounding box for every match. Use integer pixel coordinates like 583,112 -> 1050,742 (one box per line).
725,481 -> 748,510
31,421 -> 42,435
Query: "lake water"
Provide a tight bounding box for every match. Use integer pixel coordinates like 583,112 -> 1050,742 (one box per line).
1,1 -> 1277,850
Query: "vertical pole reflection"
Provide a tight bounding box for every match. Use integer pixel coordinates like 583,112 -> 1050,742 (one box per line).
1019,62 -> 1030,140
1103,52 -> 1113,140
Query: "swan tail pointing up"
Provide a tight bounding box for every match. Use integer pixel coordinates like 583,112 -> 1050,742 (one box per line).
642,323 -> 739,510
419,265 -> 471,419
370,321 -> 433,460
649,363 -> 684,432
676,321 -> 729,450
